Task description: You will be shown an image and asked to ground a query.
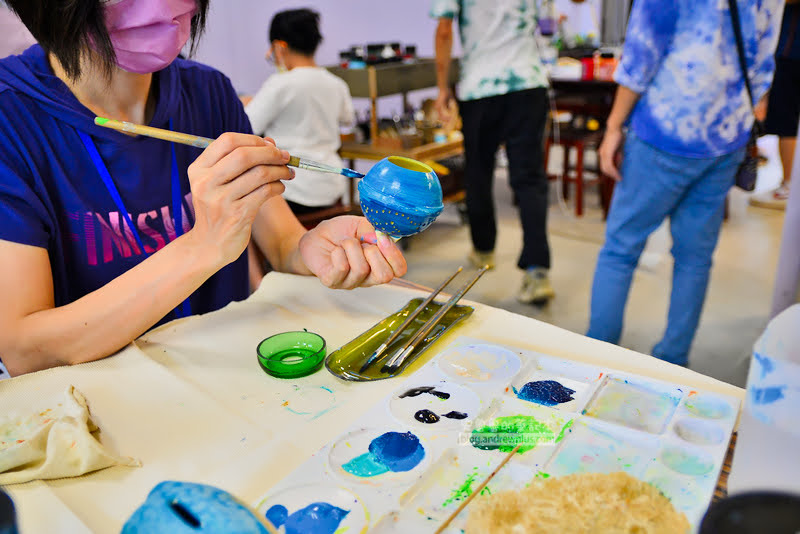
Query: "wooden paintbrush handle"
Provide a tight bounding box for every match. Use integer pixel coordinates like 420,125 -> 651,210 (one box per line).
433,444 -> 522,534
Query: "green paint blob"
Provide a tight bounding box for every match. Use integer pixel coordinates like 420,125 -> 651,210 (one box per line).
95,117 -> 110,125
470,415 -> 555,453
342,452 -> 389,477
535,471 -> 551,480
555,419 -> 574,443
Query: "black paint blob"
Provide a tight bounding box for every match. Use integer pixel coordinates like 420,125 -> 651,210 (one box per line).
442,411 -> 468,420
400,386 -> 451,400
414,409 -> 441,424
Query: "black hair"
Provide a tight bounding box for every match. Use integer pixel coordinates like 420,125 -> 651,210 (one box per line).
4,0 -> 209,80
269,8 -> 322,56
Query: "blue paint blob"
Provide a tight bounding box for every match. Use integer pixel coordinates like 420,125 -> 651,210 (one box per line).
281,503 -> 349,534
514,380 -> 576,407
753,352 -> 775,379
342,432 -> 425,477
341,168 -> 364,179
369,431 -> 425,472
265,505 -> 288,528
751,386 -> 786,405
342,452 -> 390,477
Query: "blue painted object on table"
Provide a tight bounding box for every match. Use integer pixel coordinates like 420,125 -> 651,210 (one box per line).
265,502 -> 349,534
122,481 -> 268,534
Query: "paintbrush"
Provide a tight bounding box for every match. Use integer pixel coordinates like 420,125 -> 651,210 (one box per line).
381,266 -> 489,374
93,117 -> 365,179
358,266 -> 463,374
433,444 -> 521,534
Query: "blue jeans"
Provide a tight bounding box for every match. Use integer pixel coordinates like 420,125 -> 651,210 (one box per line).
587,133 -> 745,365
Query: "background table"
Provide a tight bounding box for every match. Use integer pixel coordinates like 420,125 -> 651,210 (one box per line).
0,273 -> 743,533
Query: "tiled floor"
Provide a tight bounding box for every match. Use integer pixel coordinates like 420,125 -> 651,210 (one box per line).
401,137 -> 787,388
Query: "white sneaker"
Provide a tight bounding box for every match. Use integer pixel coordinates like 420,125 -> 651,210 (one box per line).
750,185 -> 790,211
517,267 -> 555,304
468,250 -> 496,270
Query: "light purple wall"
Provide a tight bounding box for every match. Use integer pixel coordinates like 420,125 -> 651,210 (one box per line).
190,0 -> 599,116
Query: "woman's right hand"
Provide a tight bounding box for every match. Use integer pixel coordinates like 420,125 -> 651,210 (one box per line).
186,133 -> 293,267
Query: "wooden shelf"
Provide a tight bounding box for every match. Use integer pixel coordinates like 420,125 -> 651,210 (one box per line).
340,138 -> 464,162
327,59 -> 459,98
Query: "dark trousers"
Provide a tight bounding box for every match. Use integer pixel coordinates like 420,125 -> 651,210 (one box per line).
459,87 -> 551,269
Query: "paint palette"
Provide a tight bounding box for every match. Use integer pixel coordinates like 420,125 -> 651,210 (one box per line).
388,381 -> 482,430
328,427 -> 432,487
436,343 -> 521,383
468,396 -> 573,469
546,419 -> 658,478
255,337 -> 739,532
255,484 -> 368,534
583,376 -> 682,434
507,356 -> 602,412
400,448 -> 534,519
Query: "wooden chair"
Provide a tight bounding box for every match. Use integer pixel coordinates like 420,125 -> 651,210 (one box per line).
544,126 -> 615,219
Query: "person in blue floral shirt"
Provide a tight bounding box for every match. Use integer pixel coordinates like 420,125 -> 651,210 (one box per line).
588,0 -> 785,366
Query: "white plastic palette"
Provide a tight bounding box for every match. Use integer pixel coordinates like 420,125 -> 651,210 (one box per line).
253,337 -> 739,533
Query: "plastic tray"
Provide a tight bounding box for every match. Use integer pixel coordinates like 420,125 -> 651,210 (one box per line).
325,298 -> 473,381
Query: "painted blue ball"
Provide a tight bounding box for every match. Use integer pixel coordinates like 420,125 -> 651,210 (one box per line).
121,481 -> 269,534
358,156 -> 443,238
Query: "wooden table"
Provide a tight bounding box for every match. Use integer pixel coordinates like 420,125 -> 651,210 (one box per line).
340,138 -> 464,163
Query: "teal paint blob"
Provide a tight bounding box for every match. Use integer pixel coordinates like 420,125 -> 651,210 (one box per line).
266,503 -> 349,534
342,431 -> 425,477
342,452 -> 391,477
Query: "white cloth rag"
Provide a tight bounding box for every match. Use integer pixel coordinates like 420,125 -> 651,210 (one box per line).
0,386 -> 139,485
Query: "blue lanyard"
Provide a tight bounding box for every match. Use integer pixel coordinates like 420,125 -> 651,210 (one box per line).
79,119 -> 192,319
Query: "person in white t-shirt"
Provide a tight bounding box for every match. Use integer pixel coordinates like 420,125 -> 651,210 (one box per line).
245,9 -> 355,214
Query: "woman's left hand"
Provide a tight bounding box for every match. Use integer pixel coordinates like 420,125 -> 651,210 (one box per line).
298,216 -> 407,289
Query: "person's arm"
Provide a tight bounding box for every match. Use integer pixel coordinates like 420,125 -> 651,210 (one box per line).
338,83 -> 356,129
434,17 -> 455,122
597,0 -> 678,181
598,86 -> 640,181
0,133 -> 292,375
244,78 -> 281,137
250,196 -> 408,289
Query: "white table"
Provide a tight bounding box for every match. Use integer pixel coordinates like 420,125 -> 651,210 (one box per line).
0,273 -> 744,533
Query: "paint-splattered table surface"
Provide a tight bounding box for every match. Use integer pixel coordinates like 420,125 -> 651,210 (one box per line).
0,273 -> 744,534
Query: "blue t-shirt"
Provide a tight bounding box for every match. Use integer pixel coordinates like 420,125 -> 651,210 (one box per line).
0,45 -> 251,327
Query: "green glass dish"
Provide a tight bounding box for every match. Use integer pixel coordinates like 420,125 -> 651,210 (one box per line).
325,298 -> 474,381
257,330 -> 326,379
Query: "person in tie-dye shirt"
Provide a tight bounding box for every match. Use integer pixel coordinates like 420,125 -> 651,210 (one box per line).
431,0 -> 555,305
588,0 -> 785,366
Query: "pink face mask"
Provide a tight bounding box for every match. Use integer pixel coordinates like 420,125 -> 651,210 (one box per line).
103,0 -> 198,74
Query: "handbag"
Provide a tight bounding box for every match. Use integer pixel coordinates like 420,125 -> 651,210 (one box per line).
728,0 -> 762,191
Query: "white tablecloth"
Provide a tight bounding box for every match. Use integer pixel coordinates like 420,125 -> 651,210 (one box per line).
0,273 -> 744,533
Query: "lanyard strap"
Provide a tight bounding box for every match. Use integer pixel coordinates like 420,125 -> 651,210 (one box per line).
79,119 -> 192,318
